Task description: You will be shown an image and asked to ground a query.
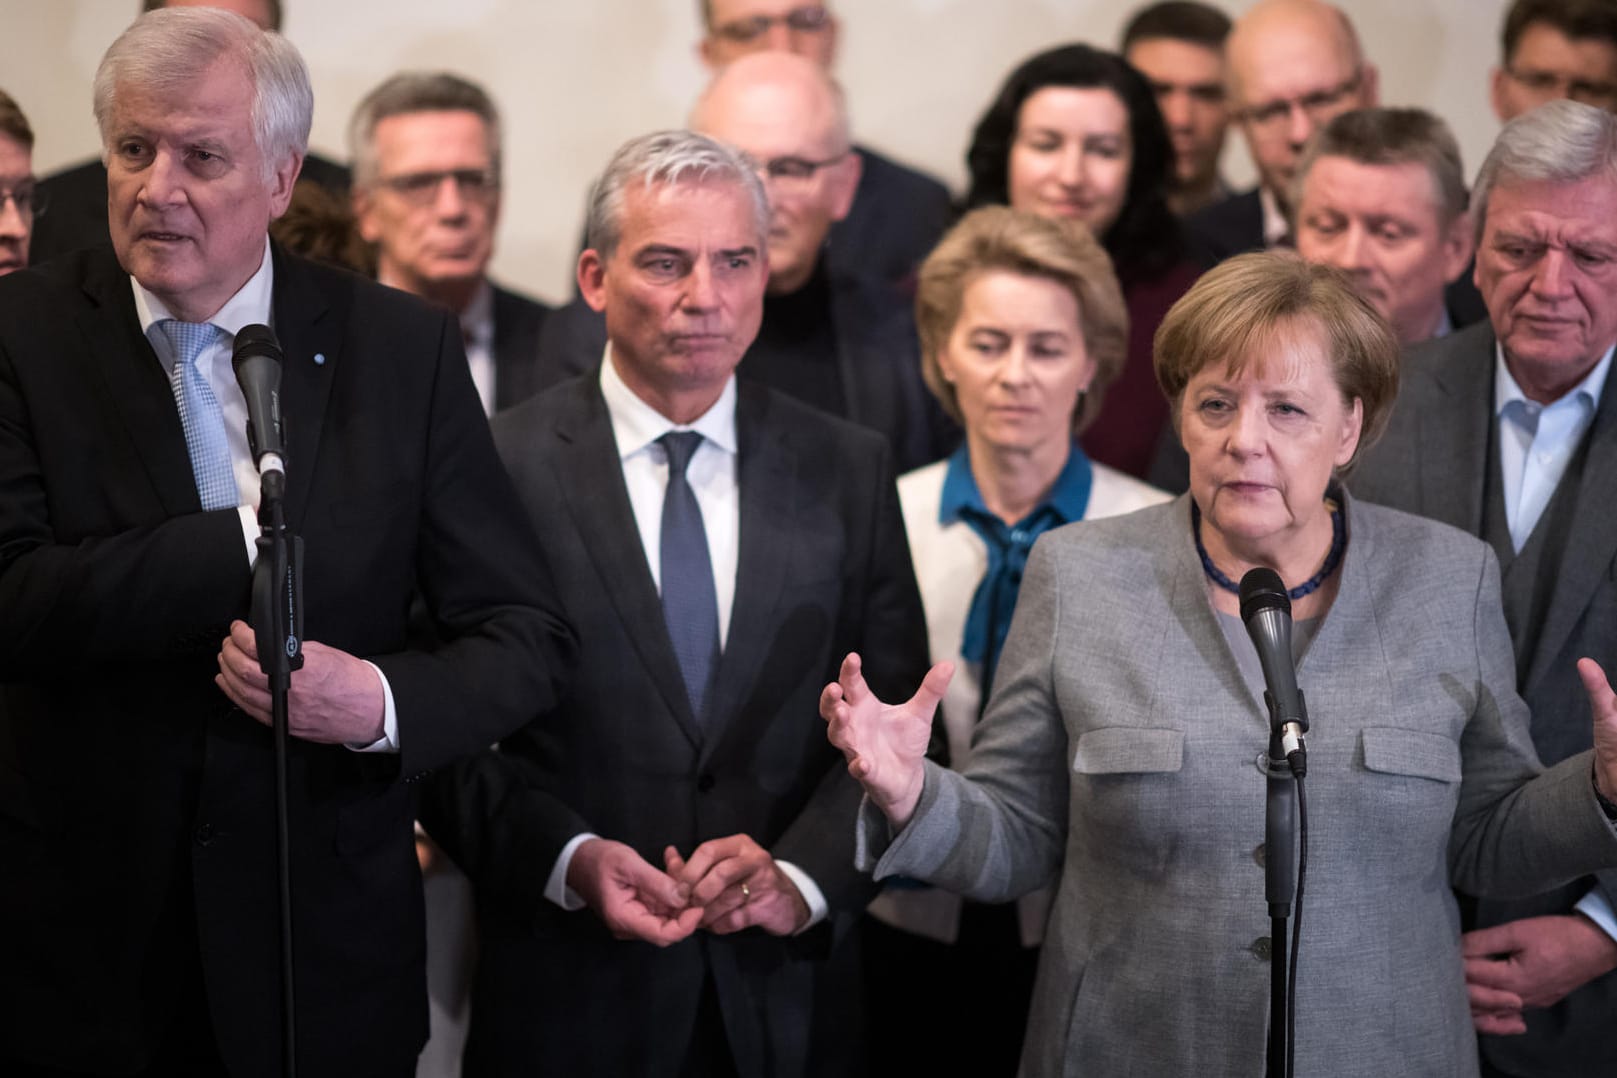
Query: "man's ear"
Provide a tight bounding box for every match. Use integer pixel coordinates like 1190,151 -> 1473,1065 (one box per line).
578,249 -> 609,312
1442,211 -> 1475,285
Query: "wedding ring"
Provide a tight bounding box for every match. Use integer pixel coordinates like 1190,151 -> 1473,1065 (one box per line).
741,882 -> 751,902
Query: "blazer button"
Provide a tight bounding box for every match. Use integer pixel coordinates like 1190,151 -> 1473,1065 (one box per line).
194,822 -> 215,847
1251,936 -> 1272,961
697,773 -> 716,793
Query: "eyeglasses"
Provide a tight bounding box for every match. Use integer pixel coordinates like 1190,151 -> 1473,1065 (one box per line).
1235,71 -> 1364,134
1503,66 -> 1617,109
714,5 -> 831,44
0,181 -> 46,220
375,168 -> 499,206
757,151 -> 849,185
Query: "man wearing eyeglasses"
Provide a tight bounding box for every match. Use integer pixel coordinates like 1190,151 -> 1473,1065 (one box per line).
1492,0 -> 1617,123
349,73 -> 550,417
1185,0 -> 1377,265
0,90 -> 37,277
536,53 -> 954,474
696,0 -> 952,292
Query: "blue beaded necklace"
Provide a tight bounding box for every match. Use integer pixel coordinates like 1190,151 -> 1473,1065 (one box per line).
1193,498 -> 1346,600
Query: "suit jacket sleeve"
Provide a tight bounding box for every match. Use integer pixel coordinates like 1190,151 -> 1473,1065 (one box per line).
1448,545 -> 1617,895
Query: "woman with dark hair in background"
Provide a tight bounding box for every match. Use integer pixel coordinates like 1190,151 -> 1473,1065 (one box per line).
963,43 -> 1204,479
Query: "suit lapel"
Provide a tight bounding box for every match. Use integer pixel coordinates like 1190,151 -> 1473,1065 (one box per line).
1523,371 -> 1617,692
1418,325 -> 1497,534
268,246 -> 340,534
550,380 -> 706,750
78,249 -> 202,516
700,385 -> 793,766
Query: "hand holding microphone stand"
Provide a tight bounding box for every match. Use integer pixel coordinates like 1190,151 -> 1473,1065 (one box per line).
234,324 -> 304,1078
1240,568 -> 1310,1078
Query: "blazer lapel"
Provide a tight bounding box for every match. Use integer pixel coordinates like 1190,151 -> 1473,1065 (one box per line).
78,250 -> 202,516
1418,325 -> 1497,535
700,385 -> 793,767
1522,372 -> 1617,693
550,381 -> 706,751
268,246 -> 339,534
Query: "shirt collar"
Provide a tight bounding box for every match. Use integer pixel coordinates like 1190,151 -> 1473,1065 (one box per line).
460,279 -> 494,347
598,342 -> 738,459
938,442 -> 1093,526
1493,341 -> 1614,418
1260,185 -> 1290,248
134,236 -> 276,368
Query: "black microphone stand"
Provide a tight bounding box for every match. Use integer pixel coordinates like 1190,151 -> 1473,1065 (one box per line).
1263,698 -> 1305,1078
249,461 -> 303,1078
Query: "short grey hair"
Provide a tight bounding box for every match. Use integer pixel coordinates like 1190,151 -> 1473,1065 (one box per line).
584,130 -> 769,261
348,72 -> 502,189
94,7 -> 311,182
1472,99 -> 1617,246
1290,107 -> 1468,226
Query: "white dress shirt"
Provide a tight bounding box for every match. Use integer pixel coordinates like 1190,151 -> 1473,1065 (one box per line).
544,348 -> 827,929
1492,342 -> 1617,938
133,238 -> 399,752
459,280 -> 497,417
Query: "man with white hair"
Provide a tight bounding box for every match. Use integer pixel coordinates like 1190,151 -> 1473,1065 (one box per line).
1354,99 -> 1617,1078
0,10 -> 574,1076
421,129 -> 928,1078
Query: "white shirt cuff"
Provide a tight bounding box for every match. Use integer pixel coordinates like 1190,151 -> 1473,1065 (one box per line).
546,832 -> 599,910
238,506 -> 259,566
1576,887 -> 1617,943
344,660 -> 399,753
775,859 -> 828,933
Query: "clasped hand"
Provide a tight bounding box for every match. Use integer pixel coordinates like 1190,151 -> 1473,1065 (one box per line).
215,620 -> 386,745
567,834 -> 811,948
820,652 -> 953,828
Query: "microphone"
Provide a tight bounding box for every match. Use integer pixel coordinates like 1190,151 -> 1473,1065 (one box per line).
232,323 -> 287,493
1239,567 -> 1309,774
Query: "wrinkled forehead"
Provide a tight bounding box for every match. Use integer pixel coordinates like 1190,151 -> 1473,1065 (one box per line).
707,0 -> 819,26
621,175 -> 765,250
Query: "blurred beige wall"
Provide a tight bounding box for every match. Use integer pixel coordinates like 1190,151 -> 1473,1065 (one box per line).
3,0 -> 1507,301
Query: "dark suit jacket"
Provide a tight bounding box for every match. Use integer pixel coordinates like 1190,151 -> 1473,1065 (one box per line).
533,271 -> 954,474
30,153 -> 352,266
421,374 -> 930,1078
489,280 -> 551,412
828,144 -> 952,288
0,244 -> 574,1078
1351,320 -> 1617,1077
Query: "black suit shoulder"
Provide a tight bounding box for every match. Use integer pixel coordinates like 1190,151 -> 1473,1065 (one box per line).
828,144 -> 952,287
1184,187 -> 1264,264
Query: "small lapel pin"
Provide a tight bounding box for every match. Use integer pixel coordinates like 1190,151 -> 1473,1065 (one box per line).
313,352 -> 326,366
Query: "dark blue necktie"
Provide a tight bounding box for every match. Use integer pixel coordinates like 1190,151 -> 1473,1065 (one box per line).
658,431 -> 720,723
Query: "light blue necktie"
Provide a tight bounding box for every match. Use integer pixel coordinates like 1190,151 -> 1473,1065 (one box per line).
658,431 -> 720,725
160,319 -> 239,511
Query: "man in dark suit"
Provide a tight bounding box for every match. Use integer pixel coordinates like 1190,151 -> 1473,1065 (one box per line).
0,10 -> 573,1077
537,52 -> 953,474
27,0 -> 352,267
695,0 -> 951,288
1185,0 -> 1376,262
349,72 -> 550,416
1352,99 -> 1617,1078
421,129 -> 929,1078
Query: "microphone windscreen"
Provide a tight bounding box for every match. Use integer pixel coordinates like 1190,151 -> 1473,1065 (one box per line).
1239,567 -> 1290,625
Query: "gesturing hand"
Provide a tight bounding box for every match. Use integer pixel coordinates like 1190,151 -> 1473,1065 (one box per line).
567,838 -> 702,947
820,652 -> 953,829
665,835 -> 809,936
215,620 -> 386,745
1581,658 -> 1617,804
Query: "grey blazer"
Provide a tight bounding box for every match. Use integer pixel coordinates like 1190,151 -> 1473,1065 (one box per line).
859,494 -> 1617,1077
1353,321 -> 1617,1076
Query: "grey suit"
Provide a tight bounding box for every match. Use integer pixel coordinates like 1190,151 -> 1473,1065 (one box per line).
421,373 -> 929,1077
1352,320 -> 1617,1076
858,494 -> 1617,1077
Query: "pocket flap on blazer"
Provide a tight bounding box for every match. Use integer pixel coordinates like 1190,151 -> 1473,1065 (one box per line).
1072,727 -> 1184,774
1360,727 -> 1462,783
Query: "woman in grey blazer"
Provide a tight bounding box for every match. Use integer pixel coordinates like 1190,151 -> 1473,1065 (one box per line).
824,253 -> 1617,1077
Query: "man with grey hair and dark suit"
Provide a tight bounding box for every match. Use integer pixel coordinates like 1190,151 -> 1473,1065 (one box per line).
420,129 -> 928,1078
1353,98 -> 1617,1078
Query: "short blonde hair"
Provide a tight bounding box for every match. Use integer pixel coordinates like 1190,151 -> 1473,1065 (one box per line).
916,206 -> 1128,434
1153,251 -> 1399,471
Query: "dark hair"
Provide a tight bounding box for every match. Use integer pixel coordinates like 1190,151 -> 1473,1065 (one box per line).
1121,1 -> 1232,51
143,0 -> 284,33
0,89 -> 32,149
1291,107 -> 1468,224
270,178 -> 374,275
962,43 -> 1183,284
1502,0 -> 1617,60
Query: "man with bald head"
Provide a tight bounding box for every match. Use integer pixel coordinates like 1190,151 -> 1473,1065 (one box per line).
28,0 -> 350,266
1186,0 -> 1377,262
695,0 -> 950,288
537,52 -> 951,472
